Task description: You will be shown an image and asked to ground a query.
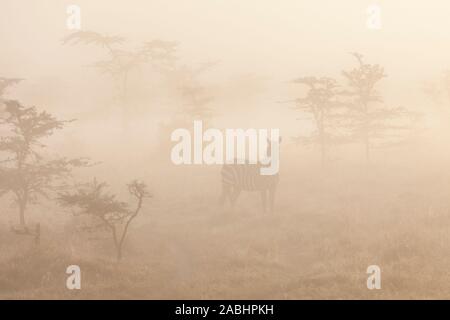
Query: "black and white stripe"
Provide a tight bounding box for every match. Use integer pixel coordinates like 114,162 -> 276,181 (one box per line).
220,160 -> 279,212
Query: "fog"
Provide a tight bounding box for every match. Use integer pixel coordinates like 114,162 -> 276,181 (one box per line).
1,1 -> 450,299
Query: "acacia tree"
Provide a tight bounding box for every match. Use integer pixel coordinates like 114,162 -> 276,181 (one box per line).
0,78 -> 22,116
343,53 -> 416,162
62,31 -> 177,124
290,76 -> 347,165
156,62 -> 217,152
173,62 -> 217,124
180,83 -> 214,121
0,77 -> 22,101
0,77 -> 22,139
0,100 -> 88,235
342,53 -> 386,162
58,179 -> 150,261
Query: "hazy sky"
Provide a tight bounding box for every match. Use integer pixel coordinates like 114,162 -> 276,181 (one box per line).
3,1 -> 450,77
2,0 -> 450,131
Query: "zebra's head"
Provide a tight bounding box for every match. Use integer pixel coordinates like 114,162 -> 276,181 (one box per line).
259,136 -> 281,176
266,136 -> 282,157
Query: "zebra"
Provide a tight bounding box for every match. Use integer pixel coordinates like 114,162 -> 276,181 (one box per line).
220,138 -> 281,213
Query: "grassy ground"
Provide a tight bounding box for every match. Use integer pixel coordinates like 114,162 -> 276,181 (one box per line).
1,161 -> 450,299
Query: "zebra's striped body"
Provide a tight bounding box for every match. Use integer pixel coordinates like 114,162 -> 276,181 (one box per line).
220,160 -> 279,212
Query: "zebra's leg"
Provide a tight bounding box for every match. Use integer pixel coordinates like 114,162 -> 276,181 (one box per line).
260,190 -> 267,213
220,183 -> 231,206
230,187 -> 241,207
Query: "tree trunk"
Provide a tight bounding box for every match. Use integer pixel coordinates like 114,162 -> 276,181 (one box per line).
121,70 -> 130,132
34,223 -> 40,245
362,102 -> 370,165
319,128 -> 326,167
18,198 -> 27,227
364,131 -> 370,164
116,246 -> 122,262
317,115 -> 326,167
112,227 -> 122,262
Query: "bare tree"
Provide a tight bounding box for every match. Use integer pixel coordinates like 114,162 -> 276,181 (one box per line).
58,179 -> 151,261
0,77 -> 23,113
173,62 -> 218,124
342,53 -> 417,162
62,31 -> 177,126
180,84 -> 214,120
0,100 -> 88,241
290,76 -> 347,166
0,77 -> 22,99
342,53 -> 386,162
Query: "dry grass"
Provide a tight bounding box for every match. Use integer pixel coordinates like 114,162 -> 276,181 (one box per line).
1,160 -> 450,299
